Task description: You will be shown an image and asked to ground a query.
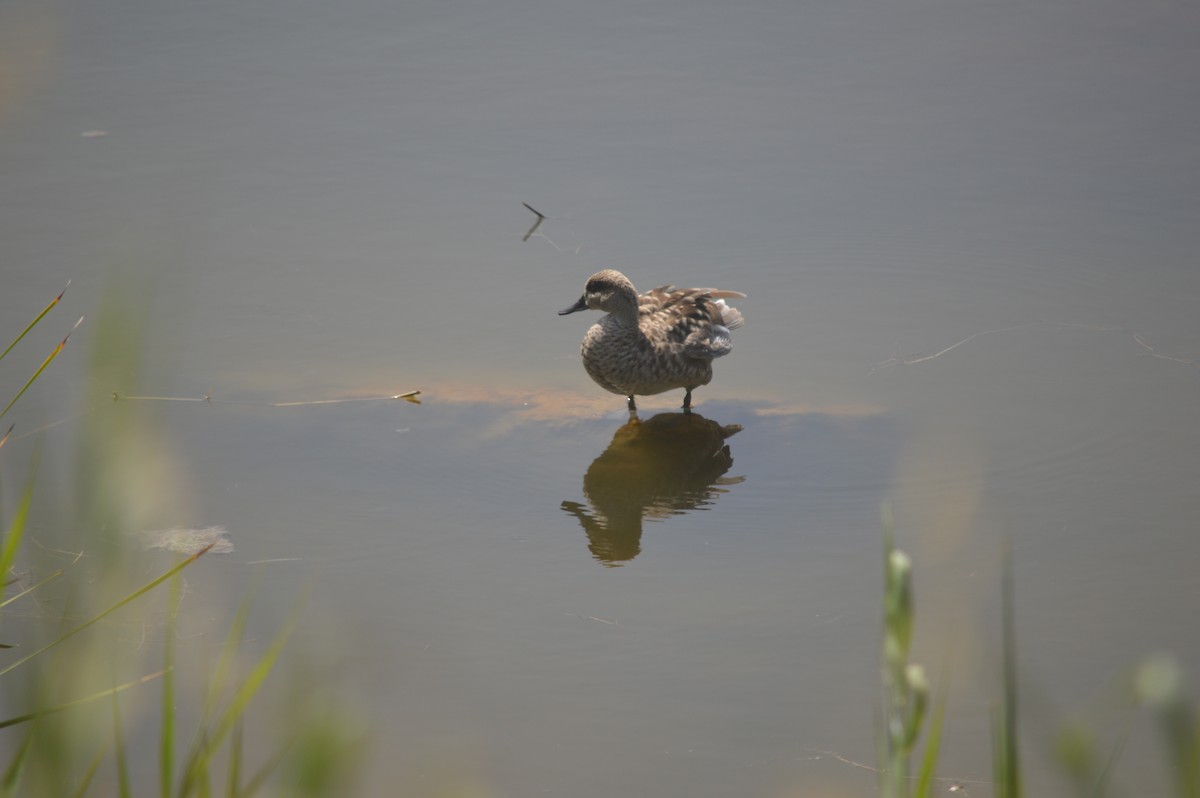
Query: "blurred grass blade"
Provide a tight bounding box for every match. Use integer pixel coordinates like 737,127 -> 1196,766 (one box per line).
0,544 -> 213,678
161,574 -> 183,798
993,542 -> 1022,798
915,663 -> 951,798
205,596 -> 254,724
215,602 -> 303,740
237,742 -> 290,798
0,423 -> 12,451
0,669 -> 168,730
194,767 -> 211,798
0,282 -> 69,364
0,316 -> 83,420
71,745 -> 107,798
113,687 -> 131,798
0,464 -> 35,603
0,561 -> 72,610
1135,655 -> 1200,798
0,731 -> 32,798
1097,707 -> 1135,795
177,595 -> 254,796
228,719 -> 244,797
180,596 -> 305,795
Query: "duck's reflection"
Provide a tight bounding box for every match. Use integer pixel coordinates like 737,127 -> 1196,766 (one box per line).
561,411 -> 744,566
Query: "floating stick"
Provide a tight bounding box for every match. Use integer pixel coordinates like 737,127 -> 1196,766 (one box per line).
111,390 -> 421,407
522,202 -> 546,242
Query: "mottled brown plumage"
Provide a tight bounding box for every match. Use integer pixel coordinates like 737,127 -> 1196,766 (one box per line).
559,269 -> 745,410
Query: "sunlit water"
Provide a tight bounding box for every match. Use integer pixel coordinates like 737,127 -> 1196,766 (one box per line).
2,0 -> 1199,794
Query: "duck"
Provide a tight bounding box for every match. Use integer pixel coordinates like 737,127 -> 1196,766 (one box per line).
559,269 -> 745,411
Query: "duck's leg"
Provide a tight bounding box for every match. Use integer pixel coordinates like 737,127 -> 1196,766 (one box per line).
682,388 -> 693,413
626,395 -> 637,412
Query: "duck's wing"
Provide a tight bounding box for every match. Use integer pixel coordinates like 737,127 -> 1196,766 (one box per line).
639,285 -> 677,311
644,288 -> 745,328
639,284 -> 746,357
641,285 -> 744,311
651,296 -> 734,359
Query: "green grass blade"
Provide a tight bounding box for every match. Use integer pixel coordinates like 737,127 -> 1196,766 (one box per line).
992,707 -> 1004,797
0,544 -> 213,678
180,597 -> 304,796
1096,704 -> 1135,797
1,562 -> 71,610
113,686 -> 132,798
0,424 -> 12,451
0,464 -> 36,610
915,663 -> 951,798
193,760 -> 214,798
0,732 -> 32,798
0,317 -> 83,420
227,720 -> 243,798
215,605 -> 301,742
176,595 -> 254,796
0,283 -> 69,364
0,669 -> 168,730
205,596 -> 254,723
236,741 -> 291,798
71,745 -> 107,798
161,574 -> 182,798
994,542 -> 1022,798
1135,656 -> 1200,798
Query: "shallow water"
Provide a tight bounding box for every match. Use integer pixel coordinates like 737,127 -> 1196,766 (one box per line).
2,0 -> 1200,794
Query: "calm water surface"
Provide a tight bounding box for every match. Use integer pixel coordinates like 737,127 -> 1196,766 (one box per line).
2,0 -> 1199,795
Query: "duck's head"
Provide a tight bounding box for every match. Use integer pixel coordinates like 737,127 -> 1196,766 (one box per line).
559,269 -> 638,316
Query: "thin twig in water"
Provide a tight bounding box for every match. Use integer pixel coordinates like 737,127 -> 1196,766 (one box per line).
812,749 -> 880,774
111,390 -> 421,407
870,322 -> 1129,373
521,202 -> 563,248
811,750 -> 988,794
564,613 -> 619,625
522,202 -> 545,241
1133,334 -> 1197,367
113,394 -> 213,403
271,391 -> 420,407
24,538 -> 87,561
4,414 -> 85,444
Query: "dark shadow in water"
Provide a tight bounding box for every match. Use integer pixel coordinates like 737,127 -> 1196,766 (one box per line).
561,411 -> 744,567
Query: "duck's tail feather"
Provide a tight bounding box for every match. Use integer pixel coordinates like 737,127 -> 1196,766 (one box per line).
707,324 -> 734,358
713,299 -> 744,330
